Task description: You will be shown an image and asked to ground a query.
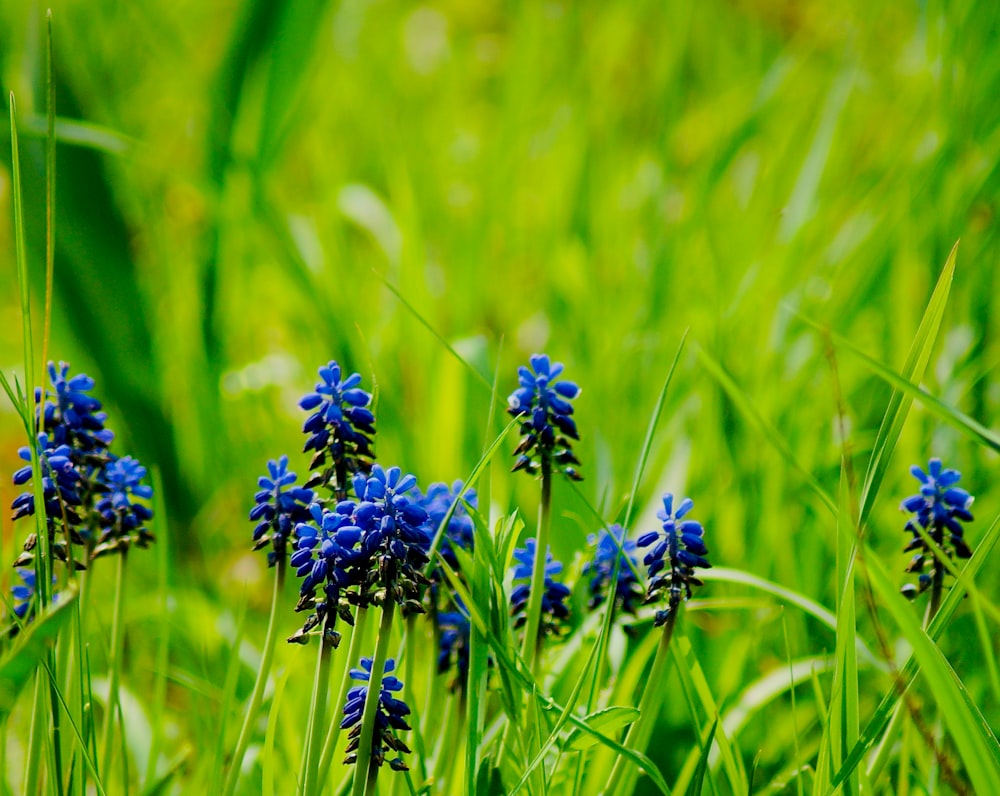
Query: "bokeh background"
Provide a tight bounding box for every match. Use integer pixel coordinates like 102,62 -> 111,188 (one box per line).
0,0 -> 997,790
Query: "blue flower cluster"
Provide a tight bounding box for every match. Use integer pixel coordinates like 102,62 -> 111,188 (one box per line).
8,364 -> 153,572
342,657 -> 412,772
417,481 -> 476,570
300,361 -> 376,496
508,354 -> 582,481
510,538 -> 571,637
250,456 -> 315,566
37,361 -> 114,453
900,458 -> 975,598
91,456 -> 156,558
583,524 -> 643,615
287,465 -> 432,645
637,494 -> 710,627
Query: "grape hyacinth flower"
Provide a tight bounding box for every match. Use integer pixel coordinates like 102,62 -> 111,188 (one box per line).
11,434 -> 87,568
507,354 -> 582,481
37,361 -> 115,454
351,465 -> 431,616
417,481 -> 477,569
249,455 -> 315,566
583,524 -> 643,615
899,458 -> 975,600
299,361 -> 376,496
510,538 -> 571,637
637,494 -> 710,627
288,502 -> 365,646
342,657 -> 412,772
90,456 -> 155,559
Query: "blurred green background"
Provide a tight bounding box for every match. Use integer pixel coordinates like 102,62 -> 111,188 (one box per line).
0,0 -> 997,789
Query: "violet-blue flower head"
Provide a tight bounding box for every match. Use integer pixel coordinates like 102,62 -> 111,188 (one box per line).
510,538 -> 571,637
507,354 -> 582,481
250,455 -> 315,566
583,524 -> 643,615
299,361 -> 375,495
637,494 -> 710,626
437,604 -> 471,689
91,456 -> 155,559
37,361 -> 114,453
899,458 -> 975,599
342,657 -> 412,772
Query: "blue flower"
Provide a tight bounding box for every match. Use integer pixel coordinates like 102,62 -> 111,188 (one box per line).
507,354 -> 582,481
637,494 -> 710,627
900,458 -> 975,598
350,465 -> 431,614
299,361 -> 375,495
583,524 -> 643,615
249,455 -> 315,566
342,657 -> 412,772
10,434 -> 87,569
91,456 -> 155,559
36,361 -> 114,453
288,502 -> 364,646
510,538 -> 571,637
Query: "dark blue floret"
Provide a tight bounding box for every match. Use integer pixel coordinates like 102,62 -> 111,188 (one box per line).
510,538 -> 571,637
10,433 -> 88,569
437,603 -> 472,687
91,456 -> 156,559
637,494 -> 710,627
342,657 -> 412,772
249,455 -> 315,566
899,458 -> 975,598
583,524 -> 643,615
299,361 -> 376,496
507,354 -> 583,481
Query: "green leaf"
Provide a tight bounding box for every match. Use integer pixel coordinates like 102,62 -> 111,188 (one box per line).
0,585 -> 79,718
685,718 -> 718,796
562,707 -> 640,751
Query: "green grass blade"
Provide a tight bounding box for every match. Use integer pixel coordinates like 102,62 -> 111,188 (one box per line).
685,718 -> 718,796
864,552 -> 1000,793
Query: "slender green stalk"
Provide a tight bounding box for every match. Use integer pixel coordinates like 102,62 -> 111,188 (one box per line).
222,558 -> 286,796
519,457 -> 552,673
351,601 -> 396,796
24,675 -> 44,795
604,611 -> 678,796
316,606 -> 371,794
0,717 -> 7,796
302,612 -> 336,796
431,692 -> 462,791
402,615 -> 428,782
100,552 -> 128,781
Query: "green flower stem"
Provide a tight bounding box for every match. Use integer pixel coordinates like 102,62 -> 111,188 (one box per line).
604,610 -> 677,796
520,456 -> 553,673
316,606 -> 371,794
100,550 -> 128,782
351,600 -> 397,796
222,557 -> 286,796
302,611 -> 336,796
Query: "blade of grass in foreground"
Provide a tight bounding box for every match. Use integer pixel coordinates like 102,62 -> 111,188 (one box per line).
864,552 -> 1000,794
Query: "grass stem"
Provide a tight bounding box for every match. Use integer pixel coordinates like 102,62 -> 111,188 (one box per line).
351,600 -> 396,796
100,551 -> 128,783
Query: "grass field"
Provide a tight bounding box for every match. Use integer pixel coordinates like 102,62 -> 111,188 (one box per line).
0,1 -> 998,794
